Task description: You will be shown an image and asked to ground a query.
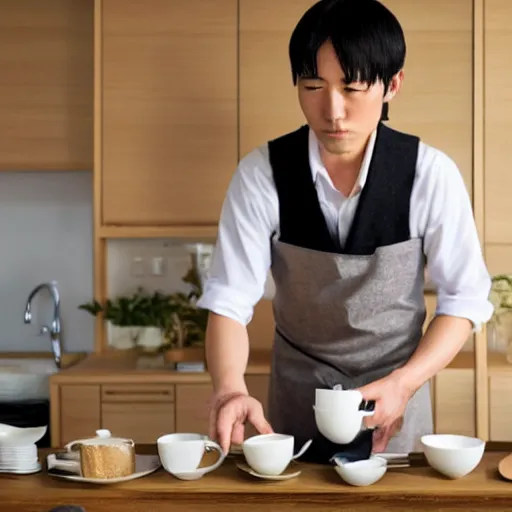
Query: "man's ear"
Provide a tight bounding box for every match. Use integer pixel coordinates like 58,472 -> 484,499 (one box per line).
383,70 -> 404,103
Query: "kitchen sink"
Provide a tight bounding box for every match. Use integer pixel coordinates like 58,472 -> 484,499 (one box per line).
0,354 -> 86,402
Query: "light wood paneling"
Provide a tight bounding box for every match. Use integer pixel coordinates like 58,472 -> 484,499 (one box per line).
486,244 -> 512,276
0,0 -> 93,171
101,0 -> 237,226
382,0 -> 473,197
484,0 -> 512,243
239,0 -> 316,158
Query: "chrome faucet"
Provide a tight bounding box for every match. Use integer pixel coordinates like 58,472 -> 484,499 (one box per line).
24,281 -> 62,368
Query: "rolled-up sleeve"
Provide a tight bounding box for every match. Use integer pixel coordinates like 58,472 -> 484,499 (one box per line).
417,150 -> 494,330
197,147 -> 278,326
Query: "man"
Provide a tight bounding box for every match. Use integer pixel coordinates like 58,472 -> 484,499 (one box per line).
197,0 -> 493,462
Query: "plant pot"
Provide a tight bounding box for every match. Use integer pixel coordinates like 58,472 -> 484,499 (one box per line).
107,324 -> 165,352
137,327 -> 165,353
162,346 -> 205,365
108,324 -> 142,350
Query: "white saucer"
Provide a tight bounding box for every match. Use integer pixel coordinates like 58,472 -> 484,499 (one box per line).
236,461 -> 301,480
47,454 -> 161,484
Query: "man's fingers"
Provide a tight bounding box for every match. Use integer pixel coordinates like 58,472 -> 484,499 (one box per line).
247,405 -> 274,435
231,421 -> 245,447
372,427 -> 392,453
216,404 -> 237,454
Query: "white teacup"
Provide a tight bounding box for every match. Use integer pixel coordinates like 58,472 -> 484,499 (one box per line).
242,433 -> 312,476
157,433 -> 225,480
314,389 -> 375,444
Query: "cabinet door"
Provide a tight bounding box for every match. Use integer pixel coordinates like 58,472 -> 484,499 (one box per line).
484,0 -> 512,243
489,375 -> 512,441
434,369 -> 475,437
239,0 -> 316,158
175,383 -> 213,436
59,385 -> 101,446
0,0 -> 93,171
101,0 -> 237,225
381,0 -> 474,198
101,384 -> 175,443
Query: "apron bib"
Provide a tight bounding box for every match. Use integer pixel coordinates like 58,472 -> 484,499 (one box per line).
265,122 -> 433,462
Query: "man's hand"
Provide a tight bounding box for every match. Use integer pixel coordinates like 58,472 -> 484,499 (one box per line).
356,371 -> 414,452
208,391 -> 274,454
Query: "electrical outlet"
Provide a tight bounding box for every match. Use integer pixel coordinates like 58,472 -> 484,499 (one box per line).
130,257 -> 145,277
151,256 -> 165,276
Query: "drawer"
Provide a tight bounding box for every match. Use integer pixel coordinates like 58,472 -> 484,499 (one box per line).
101,384 -> 174,403
102,402 -> 175,443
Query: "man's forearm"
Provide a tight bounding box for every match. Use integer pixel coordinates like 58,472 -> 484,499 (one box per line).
393,314 -> 473,394
205,312 -> 250,396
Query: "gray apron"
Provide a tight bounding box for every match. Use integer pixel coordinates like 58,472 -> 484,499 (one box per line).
265,123 -> 433,460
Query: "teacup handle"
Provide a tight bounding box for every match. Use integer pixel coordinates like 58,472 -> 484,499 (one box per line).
199,440 -> 226,474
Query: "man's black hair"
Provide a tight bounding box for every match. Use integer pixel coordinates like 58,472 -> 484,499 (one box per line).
289,0 -> 406,91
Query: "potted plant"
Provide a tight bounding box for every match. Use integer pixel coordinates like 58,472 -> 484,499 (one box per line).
78,255 -> 209,361
78,288 -> 175,351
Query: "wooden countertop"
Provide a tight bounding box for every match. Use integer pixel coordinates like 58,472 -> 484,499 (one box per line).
49,348 -> 273,384
3,449 -> 512,511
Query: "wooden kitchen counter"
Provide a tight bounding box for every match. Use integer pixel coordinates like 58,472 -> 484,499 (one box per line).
50,348 -> 272,384
2,450 -> 512,511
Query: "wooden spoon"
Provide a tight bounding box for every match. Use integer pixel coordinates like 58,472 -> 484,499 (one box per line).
498,453 -> 512,480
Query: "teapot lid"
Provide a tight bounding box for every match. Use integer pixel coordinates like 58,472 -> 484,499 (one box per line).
72,429 -> 134,447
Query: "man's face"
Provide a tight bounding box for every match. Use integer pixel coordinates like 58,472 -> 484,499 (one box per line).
297,40 -> 403,157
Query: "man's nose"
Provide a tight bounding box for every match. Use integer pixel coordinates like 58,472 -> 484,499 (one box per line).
325,88 -> 347,122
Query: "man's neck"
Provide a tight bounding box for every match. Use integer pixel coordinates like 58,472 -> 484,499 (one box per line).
320,146 -> 367,198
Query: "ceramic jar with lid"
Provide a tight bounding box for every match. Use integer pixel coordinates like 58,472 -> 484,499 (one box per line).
64,429 -> 135,479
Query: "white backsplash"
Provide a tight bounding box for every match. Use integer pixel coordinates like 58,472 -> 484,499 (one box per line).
0,171 -> 95,353
107,239 -> 215,298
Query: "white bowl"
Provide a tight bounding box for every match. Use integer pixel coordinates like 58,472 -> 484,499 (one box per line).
420,434 -> 485,479
333,456 -> 387,486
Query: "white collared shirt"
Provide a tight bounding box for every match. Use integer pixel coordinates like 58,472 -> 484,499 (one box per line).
197,127 -> 494,330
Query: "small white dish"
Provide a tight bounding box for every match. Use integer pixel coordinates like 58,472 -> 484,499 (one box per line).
421,434 -> 485,479
0,424 -> 47,446
333,456 -> 387,486
0,462 -> 41,474
47,454 -> 161,484
236,461 -> 301,480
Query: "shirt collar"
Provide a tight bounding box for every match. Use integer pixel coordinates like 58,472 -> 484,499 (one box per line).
308,127 -> 377,197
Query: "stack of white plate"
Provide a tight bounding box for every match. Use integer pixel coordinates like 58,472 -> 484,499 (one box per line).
0,423 -> 47,474
0,443 -> 40,474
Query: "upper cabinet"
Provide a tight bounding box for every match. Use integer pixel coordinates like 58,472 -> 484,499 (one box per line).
484,0 -> 512,246
382,0 -> 474,198
238,0 -> 316,158
0,0 -> 93,171
100,0 -> 238,226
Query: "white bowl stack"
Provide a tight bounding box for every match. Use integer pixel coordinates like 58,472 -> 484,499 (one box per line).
0,423 -> 47,474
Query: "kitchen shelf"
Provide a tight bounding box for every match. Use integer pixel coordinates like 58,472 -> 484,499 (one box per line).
98,225 -> 218,240
447,351 -> 512,374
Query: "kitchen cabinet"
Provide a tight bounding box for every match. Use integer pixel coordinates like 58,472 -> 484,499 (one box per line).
58,385 -> 101,444
100,0 -> 238,226
101,384 -> 175,443
0,0 -> 93,171
484,0 -> 512,245
434,369 -> 475,437
238,0 -> 316,158
53,377 -> 270,447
